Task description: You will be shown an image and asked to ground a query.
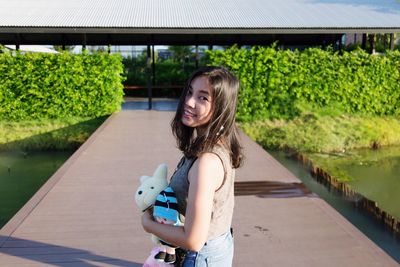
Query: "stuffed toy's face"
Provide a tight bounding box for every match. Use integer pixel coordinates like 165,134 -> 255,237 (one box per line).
155,217 -> 174,225
135,164 -> 168,212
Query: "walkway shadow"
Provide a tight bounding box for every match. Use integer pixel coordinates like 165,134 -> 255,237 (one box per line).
0,236 -> 142,266
0,116 -> 108,151
235,181 -> 317,198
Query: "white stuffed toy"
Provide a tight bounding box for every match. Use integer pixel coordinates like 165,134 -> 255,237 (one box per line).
135,164 -> 169,213
135,164 -> 182,265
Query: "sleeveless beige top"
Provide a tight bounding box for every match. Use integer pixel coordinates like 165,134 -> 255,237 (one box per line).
169,145 -> 235,240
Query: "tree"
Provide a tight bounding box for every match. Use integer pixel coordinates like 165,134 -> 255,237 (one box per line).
167,46 -> 193,63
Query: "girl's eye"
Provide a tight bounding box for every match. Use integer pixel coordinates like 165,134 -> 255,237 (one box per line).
199,96 -> 208,101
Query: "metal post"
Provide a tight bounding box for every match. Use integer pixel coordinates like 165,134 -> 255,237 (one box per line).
361,34 -> 367,50
16,33 -> 21,51
338,34 -> 344,52
152,45 -> 156,91
61,33 -> 66,51
146,45 -> 153,110
195,45 -> 199,69
383,34 -> 387,49
82,34 -> 87,52
368,34 -> 375,54
390,33 -> 395,51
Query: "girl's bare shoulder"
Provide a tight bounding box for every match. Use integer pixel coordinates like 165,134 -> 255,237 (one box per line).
189,152 -> 224,189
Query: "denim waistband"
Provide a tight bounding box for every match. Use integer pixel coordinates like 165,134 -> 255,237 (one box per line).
181,229 -> 234,267
204,228 -> 233,247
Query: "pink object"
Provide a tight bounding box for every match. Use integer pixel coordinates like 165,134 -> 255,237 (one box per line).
143,247 -> 174,267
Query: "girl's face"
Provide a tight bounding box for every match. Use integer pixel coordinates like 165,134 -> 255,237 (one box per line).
182,76 -> 213,129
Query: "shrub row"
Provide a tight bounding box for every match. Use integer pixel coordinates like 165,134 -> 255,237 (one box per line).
239,113 -> 400,153
208,46 -> 400,121
123,57 -> 200,86
0,49 -> 125,120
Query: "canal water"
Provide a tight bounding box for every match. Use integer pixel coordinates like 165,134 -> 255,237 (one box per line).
0,150 -> 73,229
339,147 -> 400,221
269,150 -> 400,263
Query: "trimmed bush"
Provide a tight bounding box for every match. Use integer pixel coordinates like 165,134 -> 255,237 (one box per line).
208,46 -> 400,121
0,49 -> 124,120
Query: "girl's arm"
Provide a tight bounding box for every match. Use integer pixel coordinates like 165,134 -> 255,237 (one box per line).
141,152 -> 224,251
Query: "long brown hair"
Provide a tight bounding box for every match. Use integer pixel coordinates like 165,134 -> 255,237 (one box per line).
171,66 -> 243,168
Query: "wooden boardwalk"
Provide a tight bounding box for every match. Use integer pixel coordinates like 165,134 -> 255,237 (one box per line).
0,105 -> 398,266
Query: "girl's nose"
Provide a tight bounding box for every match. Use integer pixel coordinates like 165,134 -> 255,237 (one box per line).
185,95 -> 195,108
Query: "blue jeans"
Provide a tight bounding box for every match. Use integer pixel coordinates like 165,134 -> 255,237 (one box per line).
182,230 -> 234,267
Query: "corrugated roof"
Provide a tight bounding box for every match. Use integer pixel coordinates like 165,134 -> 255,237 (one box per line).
0,0 -> 400,31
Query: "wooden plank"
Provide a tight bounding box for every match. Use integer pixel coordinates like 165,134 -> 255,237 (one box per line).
0,108 -> 398,266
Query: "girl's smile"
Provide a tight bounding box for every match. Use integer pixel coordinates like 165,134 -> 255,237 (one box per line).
182,109 -> 196,119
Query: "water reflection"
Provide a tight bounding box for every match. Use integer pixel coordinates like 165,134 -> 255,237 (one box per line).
310,146 -> 400,221
0,150 -> 73,228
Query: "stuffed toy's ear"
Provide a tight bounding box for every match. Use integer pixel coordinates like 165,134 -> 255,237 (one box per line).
153,164 -> 168,180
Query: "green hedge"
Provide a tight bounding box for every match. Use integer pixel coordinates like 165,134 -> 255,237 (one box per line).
208,46 -> 400,121
0,49 -> 124,120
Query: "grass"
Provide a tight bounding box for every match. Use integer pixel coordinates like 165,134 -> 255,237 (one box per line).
239,112 -> 400,154
0,116 -> 108,151
239,109 -> 400,184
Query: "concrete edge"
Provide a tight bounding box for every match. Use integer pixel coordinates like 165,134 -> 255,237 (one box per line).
0,113 -> 117,247
309,197 -> 399,265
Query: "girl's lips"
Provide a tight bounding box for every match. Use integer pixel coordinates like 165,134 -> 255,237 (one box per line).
183,109 -> 196,117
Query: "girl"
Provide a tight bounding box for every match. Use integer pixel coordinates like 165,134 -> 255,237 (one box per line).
142,66 -> 243,266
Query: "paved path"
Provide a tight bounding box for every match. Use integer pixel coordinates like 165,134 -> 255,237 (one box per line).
0,104 -> 398,266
